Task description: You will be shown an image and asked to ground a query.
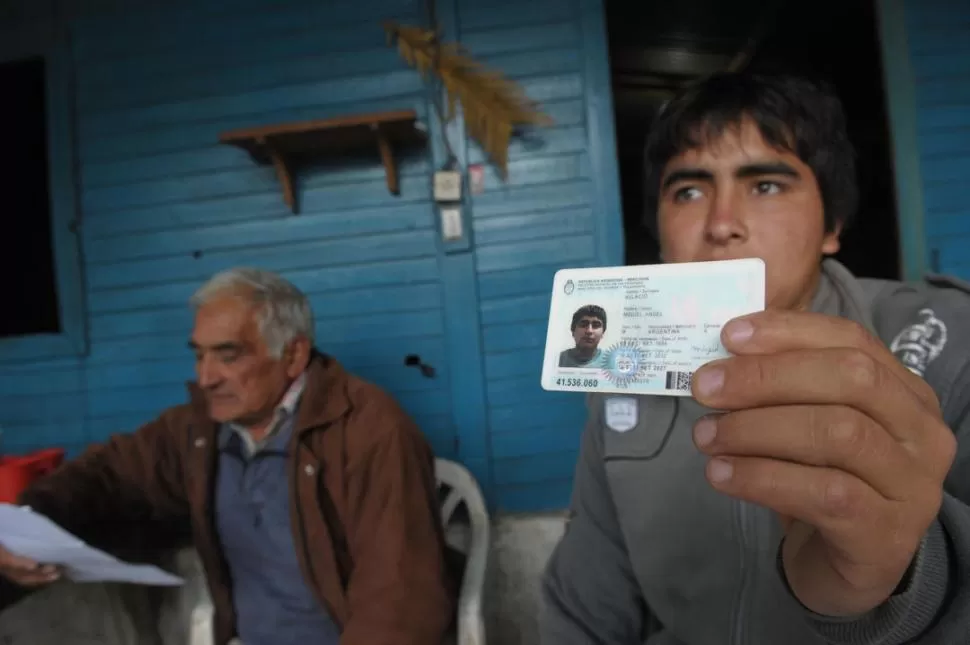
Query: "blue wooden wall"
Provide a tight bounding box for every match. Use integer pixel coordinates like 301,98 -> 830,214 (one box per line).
8,0 -> 961,514
904,0 -> 970,279
0,0 -> 622,512
457,0 -> 621,510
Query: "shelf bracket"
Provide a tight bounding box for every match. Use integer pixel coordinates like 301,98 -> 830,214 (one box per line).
257,136 -> 297,213
370,123 -> 399,195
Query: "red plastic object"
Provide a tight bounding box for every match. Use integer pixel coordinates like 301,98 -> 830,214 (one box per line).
0,448 -> 65,504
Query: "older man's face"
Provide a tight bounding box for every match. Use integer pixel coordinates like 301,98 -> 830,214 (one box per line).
189,294 -> 299,428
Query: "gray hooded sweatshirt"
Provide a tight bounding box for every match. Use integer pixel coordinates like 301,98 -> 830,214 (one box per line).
541,259 -> 970,645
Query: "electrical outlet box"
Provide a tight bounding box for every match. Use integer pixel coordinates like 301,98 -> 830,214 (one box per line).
433,170 -> 462,202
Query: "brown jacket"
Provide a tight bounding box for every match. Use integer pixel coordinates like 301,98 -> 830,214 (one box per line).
18,353 -> 455,645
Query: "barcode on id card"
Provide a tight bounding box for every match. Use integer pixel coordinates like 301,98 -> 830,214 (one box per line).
665,371 -> 693,392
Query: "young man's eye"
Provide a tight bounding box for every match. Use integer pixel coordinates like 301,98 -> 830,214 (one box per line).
754,181 -> 783,195
673,186 -> 703,202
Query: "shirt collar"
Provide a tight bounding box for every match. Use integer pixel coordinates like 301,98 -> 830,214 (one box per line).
219,371 -> 308,452
277,370 -> 307,417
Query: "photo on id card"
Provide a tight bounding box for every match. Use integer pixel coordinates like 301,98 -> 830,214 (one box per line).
540,259 -> 766,396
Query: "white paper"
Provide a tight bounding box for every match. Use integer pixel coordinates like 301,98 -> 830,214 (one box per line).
0,504 -> 184,586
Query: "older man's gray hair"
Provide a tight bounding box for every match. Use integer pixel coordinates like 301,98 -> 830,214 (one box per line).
190,268 -> 315,357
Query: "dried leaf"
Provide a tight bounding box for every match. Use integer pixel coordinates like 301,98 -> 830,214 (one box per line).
384,20 -> 553,179
446,91 -> 458,122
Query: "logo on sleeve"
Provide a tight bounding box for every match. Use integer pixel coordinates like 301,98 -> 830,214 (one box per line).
890,308 -> 948,377
604,396 -> 639,432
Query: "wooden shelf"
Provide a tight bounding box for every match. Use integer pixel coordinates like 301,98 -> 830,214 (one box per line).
218,109 -> 426,213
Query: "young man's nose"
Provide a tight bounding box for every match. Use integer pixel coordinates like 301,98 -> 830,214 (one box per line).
704,190 -> 748,245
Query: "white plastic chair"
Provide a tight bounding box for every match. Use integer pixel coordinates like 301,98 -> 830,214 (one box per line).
156,547 -> 214,645
159,458 -> 490,645
435,457 -> 490,645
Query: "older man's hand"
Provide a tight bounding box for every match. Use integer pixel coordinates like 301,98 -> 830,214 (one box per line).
690,310 -> 956,617
0,544 -> 59,587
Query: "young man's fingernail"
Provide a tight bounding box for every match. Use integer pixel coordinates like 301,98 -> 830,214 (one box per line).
708,458 -> 733,483
724,320 -> 754,344
695,367 -> 724,397
693,417 -> 717,447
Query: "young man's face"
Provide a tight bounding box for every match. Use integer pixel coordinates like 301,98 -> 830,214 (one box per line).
572,315 -> 604,349
656,119 -> 841,311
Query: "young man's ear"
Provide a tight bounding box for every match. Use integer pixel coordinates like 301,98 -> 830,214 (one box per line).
821,220 -> 843,256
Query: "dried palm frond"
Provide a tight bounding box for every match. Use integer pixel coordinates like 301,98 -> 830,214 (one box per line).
384,21 -> 554,178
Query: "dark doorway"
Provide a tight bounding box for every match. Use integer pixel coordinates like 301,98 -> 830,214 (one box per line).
0,55 -> 61,337
605,0 -> 901,280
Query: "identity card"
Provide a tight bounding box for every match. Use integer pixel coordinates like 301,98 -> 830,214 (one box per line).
540,258 -> 766,396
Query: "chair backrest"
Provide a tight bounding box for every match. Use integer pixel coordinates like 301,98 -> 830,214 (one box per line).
435,458 -> 490,645
157,547 -> 214,645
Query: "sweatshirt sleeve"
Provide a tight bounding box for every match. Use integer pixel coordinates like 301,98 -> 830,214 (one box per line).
789,514 -> 954,644
793,365 -> 970,645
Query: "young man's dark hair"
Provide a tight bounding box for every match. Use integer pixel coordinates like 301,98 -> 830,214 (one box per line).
571,305 -> 607,331
642,71 -> 858,236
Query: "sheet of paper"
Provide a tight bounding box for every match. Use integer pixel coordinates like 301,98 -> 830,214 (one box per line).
0,504 -> 184,586
541,258 -> 766,396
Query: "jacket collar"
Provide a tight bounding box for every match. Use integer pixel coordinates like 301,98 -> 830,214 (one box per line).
185,351 -> 352,435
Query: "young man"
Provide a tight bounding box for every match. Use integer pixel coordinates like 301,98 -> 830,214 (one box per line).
541,72 -> 970,644
0,268 -> 454,645
559,305 -> 608,368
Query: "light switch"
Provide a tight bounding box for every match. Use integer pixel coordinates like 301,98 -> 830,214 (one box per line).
440,206 -> 463,241
434,170 -> 462,202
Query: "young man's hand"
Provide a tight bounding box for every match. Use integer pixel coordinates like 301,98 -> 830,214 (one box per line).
690,310 -> 955,617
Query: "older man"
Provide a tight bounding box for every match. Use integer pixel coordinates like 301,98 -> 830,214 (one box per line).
541,72 -> 970,644
0,268 -> 454,645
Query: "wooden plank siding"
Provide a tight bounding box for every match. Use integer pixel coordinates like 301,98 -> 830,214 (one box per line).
2,0 -> 965,513
458,0 -> 621,510
905,0 -> 970,277
0,0 -> 625,512
0,0 -> 458,465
